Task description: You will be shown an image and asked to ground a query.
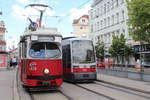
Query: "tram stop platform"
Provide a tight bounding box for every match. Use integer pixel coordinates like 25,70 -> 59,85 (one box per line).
97,74 -> 150,94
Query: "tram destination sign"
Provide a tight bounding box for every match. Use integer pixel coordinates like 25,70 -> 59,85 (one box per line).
38,36 -> 54,41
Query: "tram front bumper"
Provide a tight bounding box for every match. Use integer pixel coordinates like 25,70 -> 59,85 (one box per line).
73,72 -> 97,81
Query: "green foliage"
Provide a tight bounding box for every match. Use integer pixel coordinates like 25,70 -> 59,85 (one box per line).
109,34 -> 133,57
95,41 -> 105,60
126,0 -> 150,43
20,36 -> 26,43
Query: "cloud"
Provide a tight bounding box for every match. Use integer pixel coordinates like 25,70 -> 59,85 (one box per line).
69,4 -> 91,22
11,5 -> 26,21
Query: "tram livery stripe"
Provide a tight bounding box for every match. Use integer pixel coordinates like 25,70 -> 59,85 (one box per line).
27,75 -> 62,80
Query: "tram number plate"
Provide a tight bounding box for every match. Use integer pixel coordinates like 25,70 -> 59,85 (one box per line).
42,81 -> 51,86
83,74 -> 89,77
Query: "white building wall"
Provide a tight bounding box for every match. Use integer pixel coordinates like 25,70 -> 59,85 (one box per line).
89,0 -> 132,48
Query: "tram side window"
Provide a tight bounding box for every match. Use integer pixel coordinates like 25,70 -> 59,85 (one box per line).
22,42 -> 27,58
66,45 -> 71,68
62,46 -> 67,68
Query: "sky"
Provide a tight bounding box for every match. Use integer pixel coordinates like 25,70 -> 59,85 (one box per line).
0,0 -> 92,51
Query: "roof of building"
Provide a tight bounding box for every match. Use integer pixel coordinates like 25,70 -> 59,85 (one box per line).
73,15 -> 89,24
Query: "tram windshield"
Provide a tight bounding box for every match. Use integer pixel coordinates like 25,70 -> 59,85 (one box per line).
72,40 -> 95,63
29,42 -> 60,58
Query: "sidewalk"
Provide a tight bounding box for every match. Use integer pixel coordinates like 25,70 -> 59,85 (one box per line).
0,69 -> 15,100
0,69 -> 19,100
97,74 -> 150,94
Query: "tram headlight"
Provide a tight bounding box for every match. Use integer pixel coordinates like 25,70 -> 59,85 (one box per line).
44,68 -> 50,74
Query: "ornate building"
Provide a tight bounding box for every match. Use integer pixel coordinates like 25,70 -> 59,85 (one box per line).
72,15 -> 90,38
0,18 -> 8,68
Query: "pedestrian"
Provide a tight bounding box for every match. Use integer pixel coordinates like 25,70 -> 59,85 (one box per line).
12,57 -> 17,68
9,58 -> 13,69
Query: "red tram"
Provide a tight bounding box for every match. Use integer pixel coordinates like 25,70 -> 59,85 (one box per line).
18,28 -> 63,89
62,37 -> 97,82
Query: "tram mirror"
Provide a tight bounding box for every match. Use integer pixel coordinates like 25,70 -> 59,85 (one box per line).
31,36 -> 38,41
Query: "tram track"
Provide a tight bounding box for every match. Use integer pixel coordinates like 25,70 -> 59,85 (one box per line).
16,69 -> 71,100
94,80 -> 150,100
59,89 -> 74,100
28,92 -> 36,100
73,83 -> 115,100
27,89 -> 71,100
96,79 -> 150,95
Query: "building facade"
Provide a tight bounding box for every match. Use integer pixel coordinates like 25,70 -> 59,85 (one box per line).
89,0 -> 132,49
0,20 -> 8,68
72,15 -> 90,38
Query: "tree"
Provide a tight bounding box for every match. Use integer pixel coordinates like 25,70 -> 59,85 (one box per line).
95,41 -> 105,61
126,0 -> 150,43
109,34 -> 133,64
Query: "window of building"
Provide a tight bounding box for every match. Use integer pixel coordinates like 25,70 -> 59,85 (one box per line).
112,15 -> 114,25
0,35 -> 3,40
104,4 -> 106,13
111,0 -> 114,9
80,27 -> 83,29
116,0 -> 119,7
108,33 -> 111,43
122,29 -> 125,34
82,19 -> 85,23
102,35 -> 104,42
104,18 -> 106,27
95,23 -> 97,31
97,8 -> 99,17
94,10 -> 96,18
101,20 -> 103,29
122,10 -> 125,21
97,22 -> 99,31
100,6 -> 102,15
116,13 -> 119,23
107,2 -> 110,11
108,17 -> 110,27
91,24 -> 93,32
97,36 -> 100,42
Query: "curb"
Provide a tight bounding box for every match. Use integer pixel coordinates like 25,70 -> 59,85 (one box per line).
13,70 -> 20,100
97,79 -> 150,95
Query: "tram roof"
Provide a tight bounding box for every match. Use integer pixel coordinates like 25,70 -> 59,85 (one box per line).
24,27 -> 62,36
62,37 -> 92,41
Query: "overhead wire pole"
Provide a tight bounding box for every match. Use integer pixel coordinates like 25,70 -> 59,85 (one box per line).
25,4 -> 52,27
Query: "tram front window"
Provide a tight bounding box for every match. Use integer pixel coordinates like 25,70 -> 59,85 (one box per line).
29,42 -> 60,58
72,40 -> 95,63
